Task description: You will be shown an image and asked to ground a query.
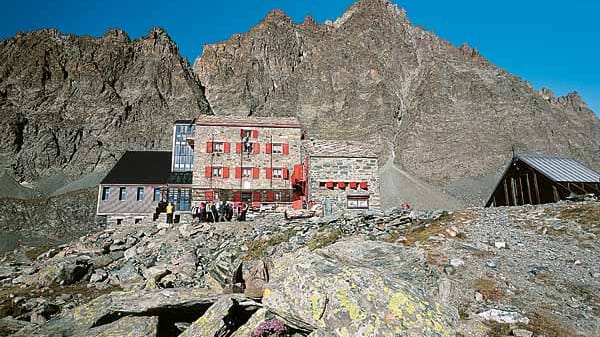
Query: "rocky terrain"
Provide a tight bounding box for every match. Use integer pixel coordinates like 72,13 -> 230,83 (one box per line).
1,201 -> 598,336
195,0 -> 600,205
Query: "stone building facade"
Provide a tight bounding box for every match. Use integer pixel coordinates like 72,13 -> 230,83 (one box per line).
303,140 -> 380,212
192,116 -> 303,207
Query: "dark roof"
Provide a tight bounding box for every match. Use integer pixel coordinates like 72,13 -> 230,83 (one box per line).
175,119 -> 195,124
168,171 -> 193,185
101,151 -> 172,185
517,155 -> 600,183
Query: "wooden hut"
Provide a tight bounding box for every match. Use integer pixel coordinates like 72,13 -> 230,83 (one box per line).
486,155 -> 600,207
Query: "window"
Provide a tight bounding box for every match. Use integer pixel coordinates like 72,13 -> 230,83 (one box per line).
153,188 -> 161,202
212,167 -> 223,177
242,167 -> 253,178
213,142 -> 224,153
119,187 -> 127,201
274,191 -> 282,201
243,142 -> 254,153
136,187 -> 144,201
241,129 -> 252,139
172,124 -> 195,172
134,218 -> 142,224
272,143 -> 283,154
101,187 -> 110,201
347,197 -> 369,209
116,218 -> 123,225
272,168 -> 283,179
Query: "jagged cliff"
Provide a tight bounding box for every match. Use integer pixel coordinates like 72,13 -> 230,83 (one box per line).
0,27 -> 211,182
194,0 -> 600,204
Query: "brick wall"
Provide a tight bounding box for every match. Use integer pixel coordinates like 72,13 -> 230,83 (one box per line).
307,156 -> 380,211
192,124 -> 303,194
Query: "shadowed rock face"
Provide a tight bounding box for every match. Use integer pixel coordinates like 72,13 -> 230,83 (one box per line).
0,27 -> 211,182
194,0 -> 600,204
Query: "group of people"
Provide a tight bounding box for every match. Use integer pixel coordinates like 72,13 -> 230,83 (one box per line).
191,201 -> 250,222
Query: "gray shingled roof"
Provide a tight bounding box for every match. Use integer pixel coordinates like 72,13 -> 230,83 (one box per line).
303,140 -> 378,158
518,155 -> 600,183
196,115 -> 301,127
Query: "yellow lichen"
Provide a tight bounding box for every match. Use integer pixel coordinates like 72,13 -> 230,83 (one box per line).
263,288 -> 271,299
336,288 -> 363,321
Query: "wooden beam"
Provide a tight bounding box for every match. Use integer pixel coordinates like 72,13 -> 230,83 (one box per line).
503,179 -> 510,206
525,174 -> 532,205
518,176 -> 525,206
511,177 -> 518,206
532,172 -> 541,204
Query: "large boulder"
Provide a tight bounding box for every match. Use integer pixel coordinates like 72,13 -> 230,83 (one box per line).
72,316 -> 158,337
36,255 -> 92,286
263,239 -> 456,337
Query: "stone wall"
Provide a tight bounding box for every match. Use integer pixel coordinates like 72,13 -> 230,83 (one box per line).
192,124 -> 303,197
307,156 -> 380,211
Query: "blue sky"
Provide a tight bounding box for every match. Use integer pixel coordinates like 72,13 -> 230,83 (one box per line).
1,0 -> 599,115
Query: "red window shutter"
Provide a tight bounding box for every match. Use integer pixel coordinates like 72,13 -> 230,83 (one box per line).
282,143 -> 289,155
349,182 -> 358,189
266,143 -> 272,154
205,191 -> 213,201
253,143 -> 260,154
360,182 -> 369,189
206,142 -> 213,153
266,168 -> 273,179
240,129 -> 245,137
236,142 -> 242,153
251,130 -> 259,138
252,167 -> 260,179
266,191 -> 275,202
205,166 -> 212,178
222,167 -> 230,178
325,182 -> 334,189
338,182 -> 346,189
235,167 -> 242,179
282,168 -> 289,180
233,191 -> 241,202
223,142 -> 231,153
253,191 -> 261,201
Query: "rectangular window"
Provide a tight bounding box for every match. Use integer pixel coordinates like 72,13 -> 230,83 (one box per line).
275,191 -> 282,201
101,187 -> 110,201
347,197 -> 369,209
272,168 -> 283,179
240,129 -> 253,138
272,143 -> 283,154
243,142 -> 254,153
213,142 -> 224,153
137,187 -> 144,201
154,188 -> 161,202
212,167 -> 223,177
242,167 -> 253,178
119,187 -> 127,201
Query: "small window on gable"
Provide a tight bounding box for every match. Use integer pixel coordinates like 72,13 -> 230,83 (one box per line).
136,187 -> 144,201
119,187 -> 127,201
212,167 -> 223,177
102,187 -> 110,201
153,188 -> 161,202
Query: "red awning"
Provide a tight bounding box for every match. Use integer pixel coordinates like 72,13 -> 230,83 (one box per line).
359,182 -> 369,190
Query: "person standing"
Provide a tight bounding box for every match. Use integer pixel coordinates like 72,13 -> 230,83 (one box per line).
211,202 -> 219,223
199,202 -> 206,223
166,202 -> 174,224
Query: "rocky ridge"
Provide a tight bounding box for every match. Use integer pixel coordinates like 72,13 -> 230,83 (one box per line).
195,0 -> 600,205
1,201 -> 598,336
0,27 -> 211,182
